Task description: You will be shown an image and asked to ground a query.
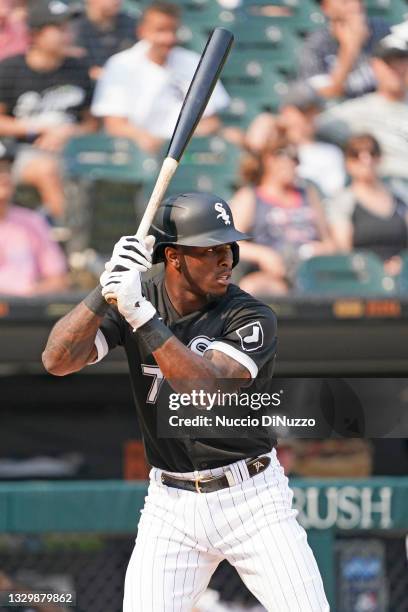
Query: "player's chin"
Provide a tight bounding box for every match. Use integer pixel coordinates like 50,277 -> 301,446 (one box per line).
209,276 -> 231,294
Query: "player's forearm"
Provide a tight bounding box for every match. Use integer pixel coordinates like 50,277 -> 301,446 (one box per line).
152,336 -> 242,393
154,336 -> 217,377
42,302 -> 102,376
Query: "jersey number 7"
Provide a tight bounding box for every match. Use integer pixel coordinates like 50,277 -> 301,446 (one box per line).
142,365 -> 165,403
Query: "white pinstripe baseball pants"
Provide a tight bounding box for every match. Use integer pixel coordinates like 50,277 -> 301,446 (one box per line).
123,449 -> 329,612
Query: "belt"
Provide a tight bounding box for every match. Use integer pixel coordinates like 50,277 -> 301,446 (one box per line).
161,456 -> 271,493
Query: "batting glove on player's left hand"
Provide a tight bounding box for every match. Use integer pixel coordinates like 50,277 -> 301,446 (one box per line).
100,268 -> 156,331
104,235 -> 155,273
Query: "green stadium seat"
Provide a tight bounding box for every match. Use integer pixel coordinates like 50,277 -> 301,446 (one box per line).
63,132 -> 158,182
162,164 -> 235,202
397,250 -> 408,294
121,0 -> 143,18
177,24 -> 208,53
221,72 -> 288,126
63,133 -> 158,255
364,0 -> 407,22
221,52 -> 272,83
230,18 -> 302,75
181,4 -> 237,30
296,253 -> 395,296
179,135 -> 240,169
244,0 -> 325,34
136,0 -> 238,31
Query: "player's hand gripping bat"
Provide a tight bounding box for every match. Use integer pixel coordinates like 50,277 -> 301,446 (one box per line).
105,27 -> 234,304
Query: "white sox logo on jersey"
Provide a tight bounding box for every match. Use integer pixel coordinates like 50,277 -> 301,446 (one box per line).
188,336 -> 213,355
214,202 -> 231,225
236,321 -> 264,352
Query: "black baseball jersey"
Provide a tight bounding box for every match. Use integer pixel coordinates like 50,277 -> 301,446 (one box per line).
0,54 -> 93,142
95,273 -> 278,472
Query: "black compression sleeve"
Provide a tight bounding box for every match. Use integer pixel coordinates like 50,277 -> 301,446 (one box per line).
137,315 -> 173,354
83,284 -> 110,317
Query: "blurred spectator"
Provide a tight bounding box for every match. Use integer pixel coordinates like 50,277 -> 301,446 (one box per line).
0,0 -> 96,220
0,148 -> 68,296
244,95 -> 346,198
73,0 -> 137,81
327,134 -> 408,276
0,0 -> 28,61
244,112 -> 281,155
230,135 -> 335,295
299,0 -> 389,99
279,82 -> 346,197
317,32 -> 408,179
91,1 -> 230,154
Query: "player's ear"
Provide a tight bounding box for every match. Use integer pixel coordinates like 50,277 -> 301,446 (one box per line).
164,246 -> 181,270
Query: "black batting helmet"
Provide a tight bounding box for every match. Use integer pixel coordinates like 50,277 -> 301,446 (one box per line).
150,192 -> 249,268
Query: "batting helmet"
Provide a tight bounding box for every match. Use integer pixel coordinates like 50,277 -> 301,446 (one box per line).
150,192 -> 249,268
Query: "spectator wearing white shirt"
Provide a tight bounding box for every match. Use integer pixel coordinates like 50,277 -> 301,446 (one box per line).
279,82 -> 346,198
91,1 -> 230,154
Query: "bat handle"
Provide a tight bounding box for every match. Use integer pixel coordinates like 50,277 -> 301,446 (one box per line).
136,157 -> 179,240
105,157 -> 179,305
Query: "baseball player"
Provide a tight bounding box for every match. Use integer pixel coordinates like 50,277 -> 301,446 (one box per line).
42,192 -> 329,611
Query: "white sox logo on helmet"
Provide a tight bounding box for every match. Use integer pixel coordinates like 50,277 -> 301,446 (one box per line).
214,202 -> 231,225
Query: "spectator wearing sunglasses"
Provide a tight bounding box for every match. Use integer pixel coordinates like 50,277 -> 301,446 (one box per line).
328,133 -> 408,275
230,134 -> 335,295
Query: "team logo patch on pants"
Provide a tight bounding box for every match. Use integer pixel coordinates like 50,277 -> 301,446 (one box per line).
236,321 -> 264,352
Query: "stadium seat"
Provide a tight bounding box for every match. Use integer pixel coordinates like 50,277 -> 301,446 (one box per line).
181,3 -> 237,30
121,0 -> 142,18
364,0 -> 407,22
180,135 -> 240,169
221,72 -> 288,126
63,132 -> 158,182
230,18 -> 302,75
221,52 -> 273,83
397,250 -> 408,294
177,23 -> 208,53
163,164 -> 236,201
296,252 -> 395,296
63,133 -> 158,255
243,0 -> 325,34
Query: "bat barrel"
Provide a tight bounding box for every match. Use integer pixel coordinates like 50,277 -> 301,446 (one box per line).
167,27 -> 234,162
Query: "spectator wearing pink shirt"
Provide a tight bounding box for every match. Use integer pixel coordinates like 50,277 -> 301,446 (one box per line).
0,151 -> 68,296
0,0 -> 28,61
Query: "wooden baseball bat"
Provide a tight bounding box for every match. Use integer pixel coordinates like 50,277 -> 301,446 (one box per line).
106,27 -> 234,304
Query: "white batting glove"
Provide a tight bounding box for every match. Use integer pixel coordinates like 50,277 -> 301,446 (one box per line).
104,235 -> 156,273
100,268 -> 156,331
